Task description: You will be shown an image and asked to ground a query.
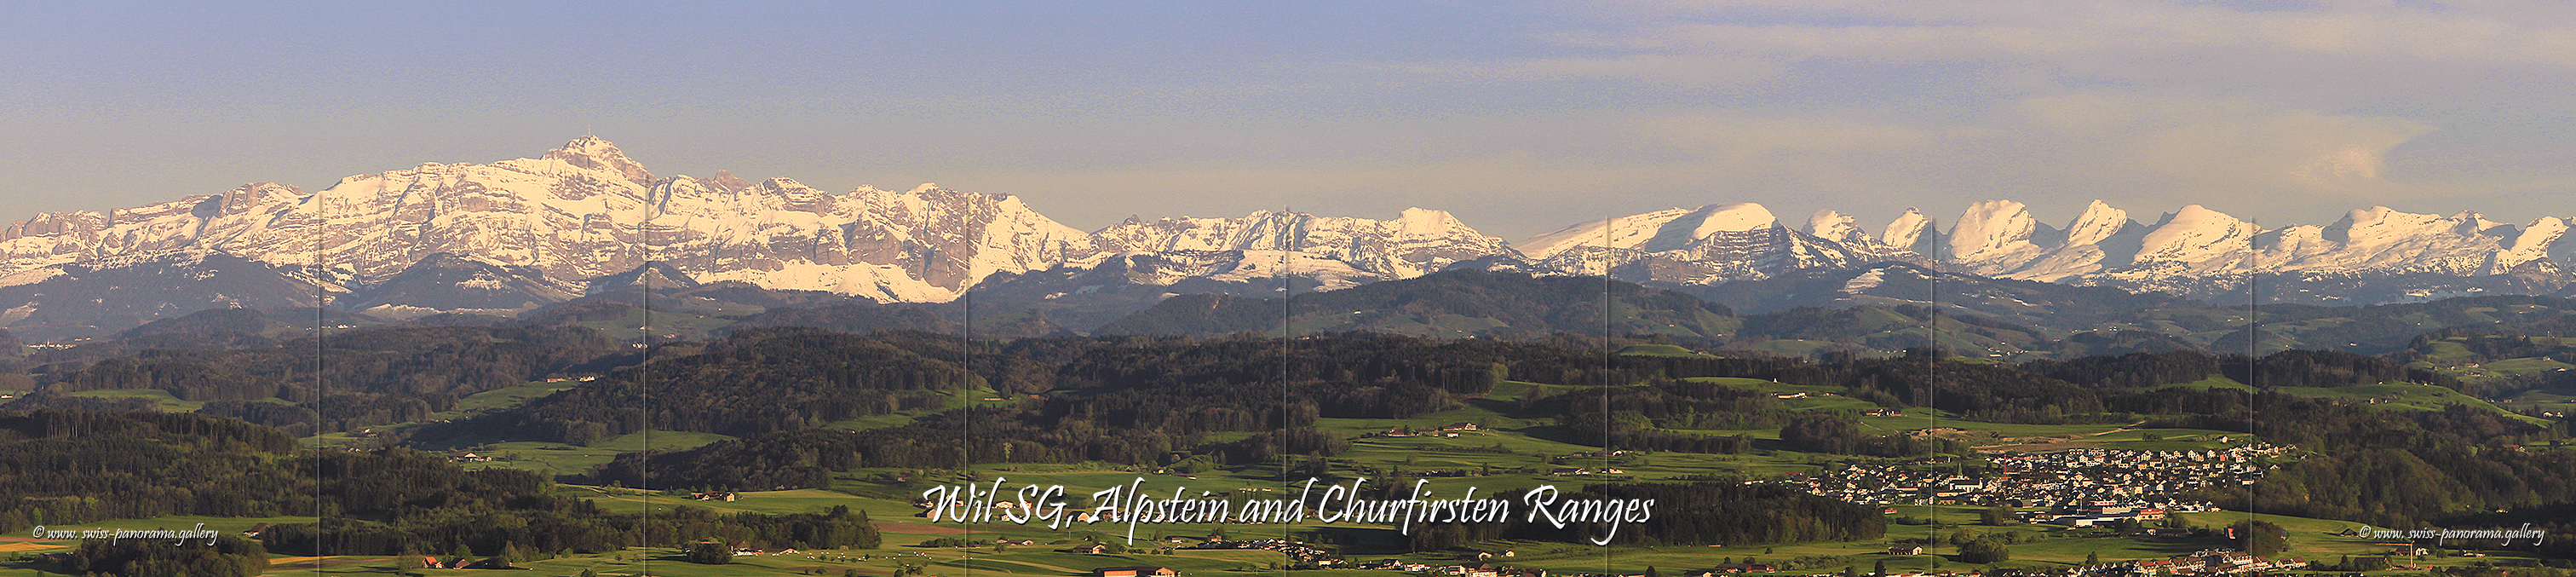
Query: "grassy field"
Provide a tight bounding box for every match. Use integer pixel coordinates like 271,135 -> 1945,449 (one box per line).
60,388 -> 206,412
1616,344 -> 1716,358
814,385 -> 1020,434
1721,339 -> 1846,359
2156,376 -> 2253,392
445,381 -> 577,414
2498,387 -> 2576,417
573,487 -> 921,521
457,430 -> 738,476
2459,356 -> 2576,379
2268,384 -> 2549,426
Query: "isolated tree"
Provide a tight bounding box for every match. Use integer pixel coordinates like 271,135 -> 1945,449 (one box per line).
687,542 -> 733,564
1958,539 -> 2010,563
2228,520 -> 2289,557
1981,506 -> 2013,526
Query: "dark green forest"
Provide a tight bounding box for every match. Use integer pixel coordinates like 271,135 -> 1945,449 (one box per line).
0,409 -> 880,573
13,325 -> 617,435
9,274 -> 2576,568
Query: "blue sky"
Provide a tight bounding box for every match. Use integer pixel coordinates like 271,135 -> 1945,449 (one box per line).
8,1 -> 2576,239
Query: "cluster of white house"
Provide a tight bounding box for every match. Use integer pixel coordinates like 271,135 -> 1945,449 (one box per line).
1792,445 -> 2290,517
1184,538 -> 1343,566
2118,549 -> 2309,575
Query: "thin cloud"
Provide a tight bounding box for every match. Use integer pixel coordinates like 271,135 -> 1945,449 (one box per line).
1551,1 -> 2576,76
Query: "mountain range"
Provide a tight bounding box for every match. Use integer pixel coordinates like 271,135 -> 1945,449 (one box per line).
6,136 -> 2576,341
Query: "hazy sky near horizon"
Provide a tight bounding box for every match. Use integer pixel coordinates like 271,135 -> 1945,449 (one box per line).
7,1 -> 2576,239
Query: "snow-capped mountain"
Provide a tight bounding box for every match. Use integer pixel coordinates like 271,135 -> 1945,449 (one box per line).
0,137 -> 1523,338
1503,203 -> 1911,286
1998,202 -> 2573,302
9,136 -> 2576,340
1499,199 -> 2576,304
1090,206 -> 1511,289
0,137 -> 1107,312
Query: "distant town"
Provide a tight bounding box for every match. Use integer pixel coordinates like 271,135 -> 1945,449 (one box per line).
1791,444 -> 2291,527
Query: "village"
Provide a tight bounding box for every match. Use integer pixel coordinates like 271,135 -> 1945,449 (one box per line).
1790,443 -> 2293,528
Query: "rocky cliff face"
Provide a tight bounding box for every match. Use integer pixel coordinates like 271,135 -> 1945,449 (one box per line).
1089,207 -> 1512,289
0,138 -> 1530,338
0,138 -> 1105,317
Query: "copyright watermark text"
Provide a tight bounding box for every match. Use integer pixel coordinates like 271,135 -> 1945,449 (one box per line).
28,523 -> 221,545
2356,524 -> 2548,545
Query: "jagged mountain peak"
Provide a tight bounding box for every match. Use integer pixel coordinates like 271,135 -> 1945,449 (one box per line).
24,135 -> 2576,338
223,182 -> 304,195
2162,205 -> 2242,227
1643,203 -> 1779,250
2324,205 -> 2478,244
1946,199 -> 2039,262
586,262 -> 702,295
1805,210 -> 1872,245
1084,207 -> 1509,287
755,176 -> 812,191
2452,211 -> 2511,236
1687,202 -> 1777,232
1518,202 -> 1779,259
2063,200 -> 2133,246
2130,205 -> 2257,266
1394,207 -> 1465,235
2493,216 -> 2567,273
1883,208 -> 1931,255
539,136 -> 654,185
709,170 -> 751,193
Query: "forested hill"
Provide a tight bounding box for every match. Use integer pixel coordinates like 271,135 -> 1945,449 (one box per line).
0,410 -> 305,529
1072,270 -> 2576,358
1093,269 -> 1740,338
7,325 -> 618,435
441,328 -> 985,443
0,408 -> 882,570
457,330 -> 1604,455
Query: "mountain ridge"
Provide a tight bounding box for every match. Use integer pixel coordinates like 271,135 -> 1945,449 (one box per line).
7,136 -> 2576,339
